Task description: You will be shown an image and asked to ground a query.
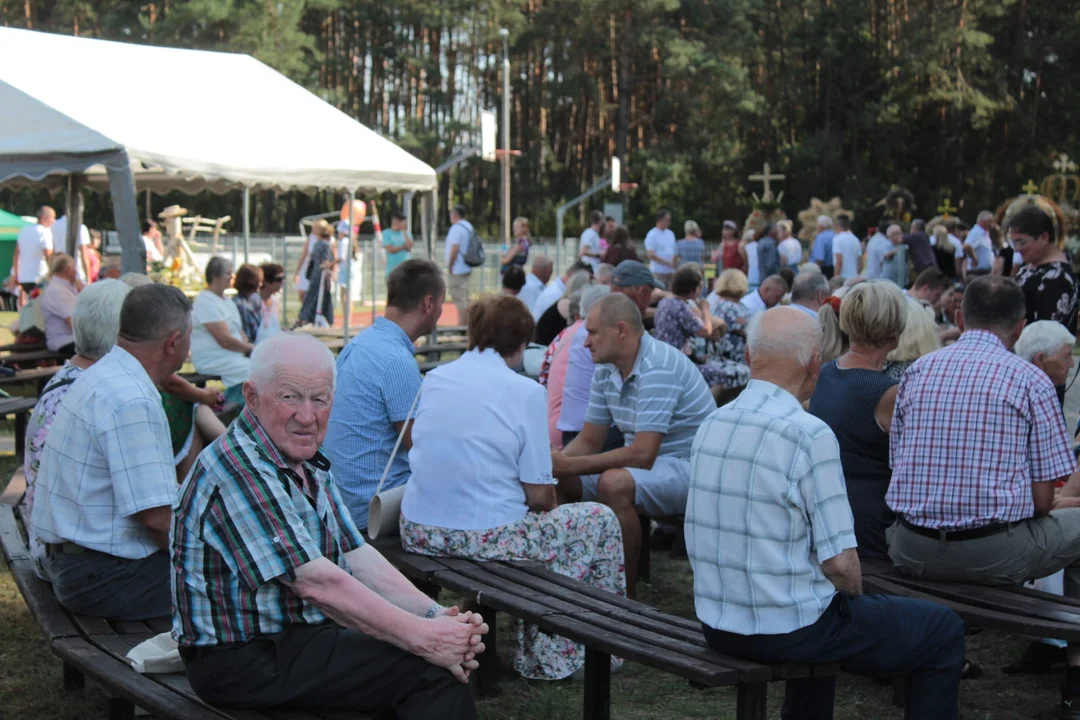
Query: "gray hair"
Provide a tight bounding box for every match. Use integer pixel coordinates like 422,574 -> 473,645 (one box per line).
119,284 -> 192,343
49,253 -> 74,276
73,279 -> 131,360
205,256 -> 233,286
1015,320 -> 1075,363
579,284 -> 611,320
747,307 -> 823,367
563,270 -> 591,299
791,272 -> 829,303
977,210 -> 995,224
595,263 -> 615,286
592,293 -> 644,335
119,272 -> 153,288
817,215 -> 833,229
249,333 -> 337,392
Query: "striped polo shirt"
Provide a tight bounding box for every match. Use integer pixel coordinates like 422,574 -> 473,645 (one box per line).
171,408 -> 365,647
584,333 -> 714,458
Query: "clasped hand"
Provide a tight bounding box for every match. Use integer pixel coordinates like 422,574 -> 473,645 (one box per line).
422,606 -> 489,683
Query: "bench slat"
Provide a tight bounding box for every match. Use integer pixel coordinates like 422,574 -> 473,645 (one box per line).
53,637 -> 228,720
440,564 -> 588,617
879,574 -> 1080,626
72,612 -> 115,636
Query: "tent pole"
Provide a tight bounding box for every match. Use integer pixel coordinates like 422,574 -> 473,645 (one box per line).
144,189 -> 151,220
107,158 -> 143,274
242,188 -> 251,264
66,174 -> 84,259
344,190 -> 353,343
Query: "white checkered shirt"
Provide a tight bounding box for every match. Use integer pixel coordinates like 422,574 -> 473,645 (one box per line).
687,380 -> 857,635
31,346 -> 177,559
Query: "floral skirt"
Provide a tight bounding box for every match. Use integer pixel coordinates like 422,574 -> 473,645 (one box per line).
699,358 -> 750,389
400,503 -> 626,680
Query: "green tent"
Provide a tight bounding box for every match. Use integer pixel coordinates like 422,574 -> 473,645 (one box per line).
0,209 -> 28,281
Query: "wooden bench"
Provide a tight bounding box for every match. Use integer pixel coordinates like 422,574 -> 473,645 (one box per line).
0,365 -> 60,393
862,559 -> 1080,642
2,349 -> 69,366
0,501 -> 375,720
0,340 -> 46,354
374,540 -> 837,720
414,341 -> 467,358
0,395 -> 39,456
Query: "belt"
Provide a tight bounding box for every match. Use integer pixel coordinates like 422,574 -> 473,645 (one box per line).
899,516 -> 1014,542
45,542 -> 86,555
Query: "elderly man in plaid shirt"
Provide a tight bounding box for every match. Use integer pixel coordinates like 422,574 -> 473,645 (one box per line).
688,307 -> 965,720
171,333 -> 486,719
887,275 -> 1080,718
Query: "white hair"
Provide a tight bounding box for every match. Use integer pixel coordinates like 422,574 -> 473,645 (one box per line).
72,279 -> 132,360
977,210 -> 995,224
579,284 -> 611,318
747,308 -> 823,367
248,333 -> 337,391
1015,321 -> 1075,363
119,272 -> 153,288
817,215 -> 833,229
594,263 -> 615,285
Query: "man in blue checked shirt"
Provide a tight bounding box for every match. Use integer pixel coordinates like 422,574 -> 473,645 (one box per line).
687,307 -> 964,720
324,259 -> 444,531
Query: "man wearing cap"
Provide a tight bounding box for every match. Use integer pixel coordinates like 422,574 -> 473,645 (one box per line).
611,259 -> 666,324
552,293 -> 714,597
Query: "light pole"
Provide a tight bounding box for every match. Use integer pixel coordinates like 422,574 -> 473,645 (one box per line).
500,28 -> 511,248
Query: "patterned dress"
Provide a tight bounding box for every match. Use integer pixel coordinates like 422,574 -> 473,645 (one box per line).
709,296 -> 751,364
653,297 -> 749,389
1016,260 -> 1079,335
401,504 -> 626,680
23,362 -> 84,579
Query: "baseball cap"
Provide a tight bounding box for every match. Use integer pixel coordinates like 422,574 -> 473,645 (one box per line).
612,260 -> 663,289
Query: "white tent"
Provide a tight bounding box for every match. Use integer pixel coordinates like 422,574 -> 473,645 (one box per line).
0,27 -> 437,276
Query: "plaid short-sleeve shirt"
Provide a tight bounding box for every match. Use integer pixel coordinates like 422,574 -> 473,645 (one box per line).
171,408 -> 365,647
887,330 -> 1076,530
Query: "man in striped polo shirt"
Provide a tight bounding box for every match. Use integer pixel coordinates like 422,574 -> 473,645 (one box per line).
553,293 -> 714,595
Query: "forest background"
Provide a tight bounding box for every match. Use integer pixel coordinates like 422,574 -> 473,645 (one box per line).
1,0 -> 1078,238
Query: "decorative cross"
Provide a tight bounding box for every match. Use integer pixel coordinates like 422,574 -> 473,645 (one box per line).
936,198 -> 957,218
749,162 -> 785,201
1022,179 -> 1040,195
1053,154 -> 1078,174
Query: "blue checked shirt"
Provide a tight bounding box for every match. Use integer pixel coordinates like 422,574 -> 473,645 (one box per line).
687,380 -> 857,635
171,407 -> 365,647
584,333 -> 714,458
324,317 -> 422,528
32,346 -> 176,559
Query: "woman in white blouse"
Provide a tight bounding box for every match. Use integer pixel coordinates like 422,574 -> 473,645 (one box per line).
401,294 -> 625,681
191,257 -> 253,406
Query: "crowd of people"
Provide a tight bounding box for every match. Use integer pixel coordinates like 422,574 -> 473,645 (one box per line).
13,195 -> 1080,720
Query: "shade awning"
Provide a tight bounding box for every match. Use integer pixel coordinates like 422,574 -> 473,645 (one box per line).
0,27 -> 437,195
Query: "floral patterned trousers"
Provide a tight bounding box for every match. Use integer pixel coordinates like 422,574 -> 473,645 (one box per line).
400,502 -> 626,680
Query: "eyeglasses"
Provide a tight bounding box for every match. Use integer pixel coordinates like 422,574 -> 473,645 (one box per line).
1011,235 -> 1037,248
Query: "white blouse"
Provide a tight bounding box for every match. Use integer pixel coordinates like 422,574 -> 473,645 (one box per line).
401,348 -> 555,531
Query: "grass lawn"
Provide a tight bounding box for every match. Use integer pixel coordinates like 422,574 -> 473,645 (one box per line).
0,445 -> 1060,720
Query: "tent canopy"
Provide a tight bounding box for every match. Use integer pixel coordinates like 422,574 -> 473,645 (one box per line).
0,209 -> 29,241
0,27 -> 437,195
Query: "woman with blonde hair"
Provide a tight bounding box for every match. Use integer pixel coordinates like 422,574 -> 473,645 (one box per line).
808,281 -> 908,560
500,216 -> 532,274
883,301 -> 941,379
706,268 -> 752,364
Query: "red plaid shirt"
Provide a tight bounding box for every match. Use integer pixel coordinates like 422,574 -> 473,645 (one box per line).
886,330 -> 1075,530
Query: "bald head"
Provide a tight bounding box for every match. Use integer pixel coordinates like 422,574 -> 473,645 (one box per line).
592,293 -> 644,335
531,256 -> 554,284
747,306 -> 820,371
759,275 -> 789,308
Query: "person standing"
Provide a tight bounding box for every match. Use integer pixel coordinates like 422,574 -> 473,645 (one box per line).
676,220 -> 706,267
578,211 -> 605,271
52,214 -> 94,284
904,219 -> 937,275
713,220 -> 745,275
963,211 -> 996,278
831,214 -> 862,280
777,220 -> 802,271
644,209 -> 678,288
382,210 -> 414,281
864,221 -> 891,280
880,224 -> 907,286
742,229 -> 761,290
1011,206 -> 1078,335
755,224 -> 781,279
810,216 -> 836,278
141,220 -> 165,268
500,216 -> 531,275
690,306 -> 965,720
13,205 -> 55,302
445,205 -> 475,325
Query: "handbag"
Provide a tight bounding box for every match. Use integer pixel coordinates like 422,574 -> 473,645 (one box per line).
366,384 -> 423,540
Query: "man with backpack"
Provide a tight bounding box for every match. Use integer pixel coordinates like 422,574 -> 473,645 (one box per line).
445,205 -> 483,324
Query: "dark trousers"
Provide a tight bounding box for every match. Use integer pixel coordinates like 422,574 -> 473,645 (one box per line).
702,594 -> 964,720
183,623 -> 476,720
562,425 -> 625,453
47,546 -> 171,621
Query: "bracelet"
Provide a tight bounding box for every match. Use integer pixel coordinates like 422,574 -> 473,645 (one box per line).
424,603 -> 444,619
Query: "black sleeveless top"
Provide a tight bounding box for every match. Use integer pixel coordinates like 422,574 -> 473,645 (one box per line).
807,361 -> 898,559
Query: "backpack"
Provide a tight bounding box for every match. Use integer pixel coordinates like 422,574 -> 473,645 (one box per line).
460,221 -> 486,267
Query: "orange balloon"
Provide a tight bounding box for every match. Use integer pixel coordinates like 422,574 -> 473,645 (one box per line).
340,199 -> 367,226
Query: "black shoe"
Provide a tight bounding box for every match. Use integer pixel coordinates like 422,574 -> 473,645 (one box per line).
1061,690 -> 1080,720
1003,641 -> 1066,675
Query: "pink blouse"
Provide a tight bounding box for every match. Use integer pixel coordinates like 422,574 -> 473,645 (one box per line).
545,321 -> 583,449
